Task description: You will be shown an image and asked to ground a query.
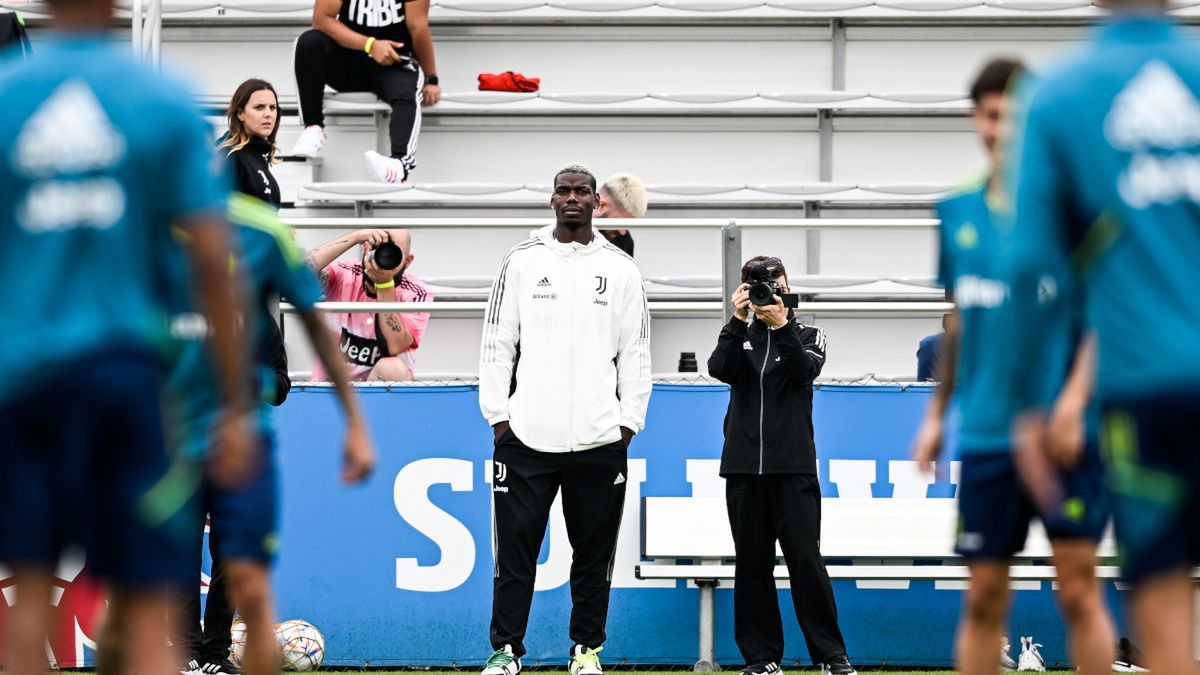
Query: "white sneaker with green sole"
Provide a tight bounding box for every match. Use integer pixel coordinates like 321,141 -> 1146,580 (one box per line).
482,645 -> 521,675
569,645 -> 603,675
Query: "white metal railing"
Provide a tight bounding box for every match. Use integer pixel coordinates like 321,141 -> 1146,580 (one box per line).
132,0 -> 163,67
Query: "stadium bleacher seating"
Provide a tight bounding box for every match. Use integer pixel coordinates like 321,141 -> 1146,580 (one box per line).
13,0 -> 1196,379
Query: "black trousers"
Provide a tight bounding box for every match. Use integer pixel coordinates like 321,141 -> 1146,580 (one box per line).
181,512 -> 235,662
293,28 -> 424,170
726,474 -> 847,666
491,432 -> 628,658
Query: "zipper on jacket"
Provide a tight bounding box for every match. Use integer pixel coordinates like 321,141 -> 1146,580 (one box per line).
567,250 -> 577,452
758,328 -> 771,474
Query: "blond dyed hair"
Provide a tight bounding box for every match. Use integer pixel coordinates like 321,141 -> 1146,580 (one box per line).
600,173 -> 648,217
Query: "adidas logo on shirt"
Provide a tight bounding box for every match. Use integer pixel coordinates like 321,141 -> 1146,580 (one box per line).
14,79 -> 126,178
536,277 -> 552,287
613,473 -> 626,486
1106,60 -> 1200,152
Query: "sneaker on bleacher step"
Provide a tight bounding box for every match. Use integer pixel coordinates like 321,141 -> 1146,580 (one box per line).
364,150 -> 408,184
568,644 -> 604,675
1001,636 -> 1017,671
821,654 -> 857,675
739,661 -> 781,675
1017,636 -> 1046,672
482,644 -> 521,675
181,658 -> 201,675
1113,637 -> 1149,672
290,124 -> 325,158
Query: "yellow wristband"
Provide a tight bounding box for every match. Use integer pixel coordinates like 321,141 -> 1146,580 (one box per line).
364,36 -> 376,54
374,279 -> 395,289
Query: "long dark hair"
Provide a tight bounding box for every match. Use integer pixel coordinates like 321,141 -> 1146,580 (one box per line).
219,78 -> 279,163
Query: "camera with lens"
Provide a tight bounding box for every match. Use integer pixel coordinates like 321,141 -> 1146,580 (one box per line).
373,240 -> 404,270
743,258 -> 800,309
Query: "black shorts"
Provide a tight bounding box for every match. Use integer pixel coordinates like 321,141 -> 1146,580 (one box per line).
1101,391 -> 1200,584
955,444 -> 1108,560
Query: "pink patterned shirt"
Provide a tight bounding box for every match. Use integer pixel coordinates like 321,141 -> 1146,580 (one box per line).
311,261 -> 432,381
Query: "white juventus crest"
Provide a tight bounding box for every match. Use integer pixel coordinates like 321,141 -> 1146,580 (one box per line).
494,462 -> 508,483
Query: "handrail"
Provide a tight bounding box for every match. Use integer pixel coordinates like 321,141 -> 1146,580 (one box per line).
284,301 -> 953,316
282,217 -> 939,230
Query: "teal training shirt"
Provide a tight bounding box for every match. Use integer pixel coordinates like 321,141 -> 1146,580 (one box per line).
938,183 -> 1084,452
0,36 -> 223,405
1006,16 -> 1200,402
165,194 -> 323,460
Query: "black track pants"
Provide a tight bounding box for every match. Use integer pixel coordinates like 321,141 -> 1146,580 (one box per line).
726,474 -> 847,666
293,28 -> 423,170
181,512 -> 235,663
490,431 -> 628,658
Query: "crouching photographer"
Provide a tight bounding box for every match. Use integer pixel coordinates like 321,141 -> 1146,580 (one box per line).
707,256 -> 856,675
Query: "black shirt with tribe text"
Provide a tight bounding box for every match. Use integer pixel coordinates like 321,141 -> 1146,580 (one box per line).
339,0 -> 414,56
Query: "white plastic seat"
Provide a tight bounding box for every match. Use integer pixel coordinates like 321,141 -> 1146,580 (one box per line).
301,182 -> 414,199
649,92 -> 756,104
219,0 -> 311,11
788,275 -> 876,289
423,276 -> 495,290
645,276 -> 721,289
890,276 -> 942,289
982,0 -> 1089,8
876,0 -> 981,8
547,0 -> 656,9
857,182 -> 951,196
764,0 -> 871,9
435,0 -> 545,9
659,0 -> 764,9
760,91 -> 868,104
869,91 -> 967,104
646,183 -> 746,195
410,183 -> 526,195
439,91 -> 539,104
538,92 -> 649,104
748,182 -> 856,195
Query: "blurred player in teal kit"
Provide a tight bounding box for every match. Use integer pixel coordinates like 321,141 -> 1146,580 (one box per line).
166,192 -> 377,675
1004,1 -> 1200,671
912,58 -> 1116,675
0,0 -> 254,670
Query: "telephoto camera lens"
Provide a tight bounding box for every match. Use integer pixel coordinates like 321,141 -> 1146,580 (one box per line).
373,241 -> 403,270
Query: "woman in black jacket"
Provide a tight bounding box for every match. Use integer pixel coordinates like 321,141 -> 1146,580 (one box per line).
219,78 -> 281,208
707,256 -> 855,675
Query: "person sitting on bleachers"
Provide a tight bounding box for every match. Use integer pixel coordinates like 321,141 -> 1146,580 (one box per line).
596,172 -> 647,257
220,78 -> 282,208
916,312 -> 954,382
304,228 -> 432,381
291,0 -> 440,184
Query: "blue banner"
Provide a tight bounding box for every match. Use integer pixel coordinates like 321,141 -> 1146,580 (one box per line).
267,384 -> 1128,668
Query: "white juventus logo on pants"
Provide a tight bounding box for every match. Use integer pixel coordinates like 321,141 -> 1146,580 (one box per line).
495,462 -> 508,483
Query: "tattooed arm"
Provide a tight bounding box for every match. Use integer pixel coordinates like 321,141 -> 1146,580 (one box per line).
303,229 -> 391,283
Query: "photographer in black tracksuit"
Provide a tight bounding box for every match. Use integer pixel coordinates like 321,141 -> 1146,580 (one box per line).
707,256 -> 855,675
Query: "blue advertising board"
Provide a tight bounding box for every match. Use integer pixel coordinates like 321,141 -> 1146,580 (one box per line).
265,384 -> 1128,668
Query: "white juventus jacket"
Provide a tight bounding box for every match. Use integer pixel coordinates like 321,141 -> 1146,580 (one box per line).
479,225 -> 652,453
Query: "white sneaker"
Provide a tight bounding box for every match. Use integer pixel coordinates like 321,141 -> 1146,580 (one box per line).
1017,636 -> 1046,672
569,645 -> 603,675
364,150 -> 408,184
290,124 -> 326,158
482,645 -> 521,675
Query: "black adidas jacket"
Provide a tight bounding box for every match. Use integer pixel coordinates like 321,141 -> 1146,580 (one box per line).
227,136 -> 280,208
707,313 -> 827,476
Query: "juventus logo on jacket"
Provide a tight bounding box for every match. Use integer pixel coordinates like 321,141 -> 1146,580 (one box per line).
594,276 -> 608,294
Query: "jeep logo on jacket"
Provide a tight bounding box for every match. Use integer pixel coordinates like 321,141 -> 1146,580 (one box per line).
707,314 -> 827,476
479,225 -> 652,453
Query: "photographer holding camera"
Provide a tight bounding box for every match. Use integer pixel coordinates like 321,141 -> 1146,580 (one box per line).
304,228 -> 432,381
707,256 -> 855,675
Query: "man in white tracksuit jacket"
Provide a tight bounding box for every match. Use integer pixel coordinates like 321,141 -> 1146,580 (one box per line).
478,164 -> 652,675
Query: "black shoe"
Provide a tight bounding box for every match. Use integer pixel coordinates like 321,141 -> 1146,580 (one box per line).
821,655 -> 857,675
1112,637 -> 1149,672
181,659 -> 201,675
739,663 -> 781,675
199,658 -> 241,675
